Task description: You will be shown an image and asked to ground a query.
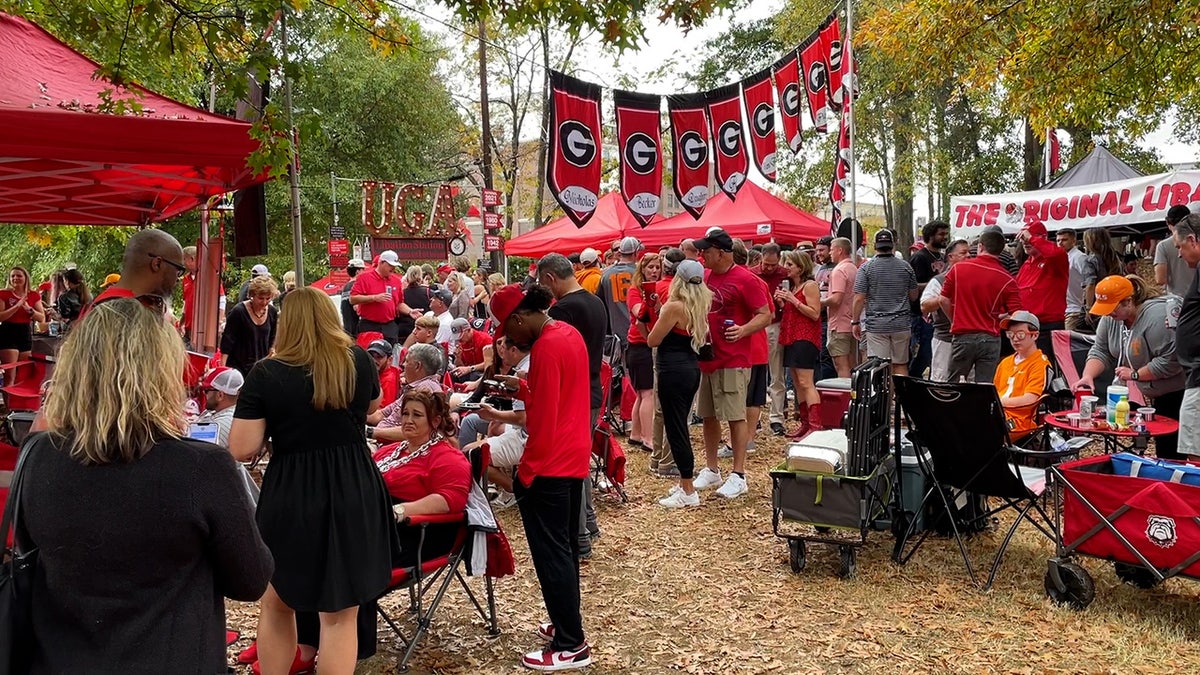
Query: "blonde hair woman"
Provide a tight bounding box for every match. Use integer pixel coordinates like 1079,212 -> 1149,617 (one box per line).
220,274 -> 278,377
229,287 -> 396,675
22,298 -> 272,672
471,268 -> 490,319
647,260 -> 712,508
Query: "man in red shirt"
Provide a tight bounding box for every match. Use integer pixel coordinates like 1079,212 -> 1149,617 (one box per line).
692,228 -> 772,500
489,283 -> 592,672
751,242 -> 789,436
89,229 -> 186,315
939,230 -> 1022,383
350,250 -> 418,344
1015,220 -> 1068,357
449,317 -> 493,384
367,339 -> 401,407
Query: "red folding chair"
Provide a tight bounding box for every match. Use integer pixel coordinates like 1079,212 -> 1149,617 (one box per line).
590,362 -> 628,503
0,357 -> 48,412
376,444 -> 511,672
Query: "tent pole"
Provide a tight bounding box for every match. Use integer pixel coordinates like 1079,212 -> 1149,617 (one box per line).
846,0 -> 858,263
281,9 -> 304,283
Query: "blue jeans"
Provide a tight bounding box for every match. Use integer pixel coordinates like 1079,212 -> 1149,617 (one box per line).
909,315 -> 933,379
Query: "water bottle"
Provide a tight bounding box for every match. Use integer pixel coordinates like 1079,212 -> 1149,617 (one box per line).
1049,431 -> 1069,453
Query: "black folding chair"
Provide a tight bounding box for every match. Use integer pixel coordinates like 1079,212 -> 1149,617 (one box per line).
891,376 -> 1072,590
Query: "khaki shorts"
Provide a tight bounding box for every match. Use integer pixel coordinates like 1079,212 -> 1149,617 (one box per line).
697,368 -> 750,422
827,330 -> 856,357
865,330 -> 911,363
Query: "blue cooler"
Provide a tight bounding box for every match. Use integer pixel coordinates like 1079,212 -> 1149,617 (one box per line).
1111,453 -> 1200,487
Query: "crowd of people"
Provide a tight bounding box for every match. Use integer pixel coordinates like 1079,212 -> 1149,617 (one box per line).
6,204 -> 1200,673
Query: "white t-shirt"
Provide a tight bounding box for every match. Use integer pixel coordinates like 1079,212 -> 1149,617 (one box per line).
1065,247 -> 1087,313
1155,237 -> 1198,297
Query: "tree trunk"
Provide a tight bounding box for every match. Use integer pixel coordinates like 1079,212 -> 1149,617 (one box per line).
1023,119 -> 1042,190
893,102 -> 916,252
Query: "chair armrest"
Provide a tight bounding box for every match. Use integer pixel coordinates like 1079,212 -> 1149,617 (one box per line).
1007,444 -> 1079,463
407,512 -> 466,527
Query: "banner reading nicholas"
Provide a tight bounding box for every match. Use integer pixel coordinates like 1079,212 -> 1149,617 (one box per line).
546,70 -> 602,227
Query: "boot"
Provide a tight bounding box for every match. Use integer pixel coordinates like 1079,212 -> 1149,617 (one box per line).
786,402 -> 811,439
807,402 -> 825,432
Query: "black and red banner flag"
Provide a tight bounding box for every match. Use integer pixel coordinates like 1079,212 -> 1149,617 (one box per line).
705,83 -> 748,199
546,70 -> 602,227
772,50 -> 803,155
667,93 -> 711,219
829,103 -> 851,227
613,90 -> 663,227
799,30 -> 831,133
740,68 -> 777,182
820,15 -> 845,113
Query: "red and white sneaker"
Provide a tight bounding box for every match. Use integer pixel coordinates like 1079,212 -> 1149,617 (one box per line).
522,644 -> 591,671
535,622 -> 555,642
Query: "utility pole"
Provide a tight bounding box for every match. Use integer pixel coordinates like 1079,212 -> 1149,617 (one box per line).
478,18 -> 503,273
282,9 -> 305,282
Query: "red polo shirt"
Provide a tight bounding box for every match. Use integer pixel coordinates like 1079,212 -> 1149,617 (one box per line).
1016,237 -> 1069,324
940,254 -> 1021,336
456,329 -> 491,367
350,267 -> 402,323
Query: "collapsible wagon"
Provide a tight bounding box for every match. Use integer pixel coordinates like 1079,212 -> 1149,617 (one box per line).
1046,453 -> 1200,609
770,358 -> 893,578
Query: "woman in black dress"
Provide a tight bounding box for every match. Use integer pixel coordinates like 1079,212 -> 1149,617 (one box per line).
229,287 -> 396,675
221,275 -> 279,376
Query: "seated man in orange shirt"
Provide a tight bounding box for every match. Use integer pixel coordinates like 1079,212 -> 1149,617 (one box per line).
993,310 -> 1052,440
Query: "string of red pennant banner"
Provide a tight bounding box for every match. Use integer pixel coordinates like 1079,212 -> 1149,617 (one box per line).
545,8 -> 856,229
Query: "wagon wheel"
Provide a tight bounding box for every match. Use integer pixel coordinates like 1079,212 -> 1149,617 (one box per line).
1114,561 -> 1163,589
1045,561 -> 1095,610
788,539 -> 806,573
838,546 -> 857,579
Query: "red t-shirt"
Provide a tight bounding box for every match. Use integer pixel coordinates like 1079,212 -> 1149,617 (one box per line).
350,268 -> 403,323
1016,237 -> 1069,324
514,321 -> 592,486
940,254 -> 1021,336
373,440 -> 471,513
702,264 -> 771,373
379,364 -> 401,408
751,263 -> 789,324
0,290 -> 41,324
749,275 -> 772,365
625,285 -> 659,345
456,329 -> 492,367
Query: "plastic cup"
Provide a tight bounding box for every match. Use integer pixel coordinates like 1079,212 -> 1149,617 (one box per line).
1140,407 -> 1156,422
1079,395 -> 1098,418
1067,413 -> 1082,428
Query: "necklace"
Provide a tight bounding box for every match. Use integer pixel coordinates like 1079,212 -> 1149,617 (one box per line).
375,433 -> 442,473
248,302 -> 267,319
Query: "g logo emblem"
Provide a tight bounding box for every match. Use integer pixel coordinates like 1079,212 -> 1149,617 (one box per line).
717,121 -> 742,157
623,132 -> 658,175
782,83 -> 800,117
807,62 -> 828,94
752,103 -> 773,138
559,120 -> 597,168
679,131 -> 708,171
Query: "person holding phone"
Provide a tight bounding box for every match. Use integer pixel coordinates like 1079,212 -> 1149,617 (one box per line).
625,252 -> 662,453
776,250 -> 824,439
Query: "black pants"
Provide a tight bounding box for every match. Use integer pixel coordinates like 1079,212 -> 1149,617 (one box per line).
357,319 -> 399,344
1149,388 -> 1186,460
656,351 -> 701,479
515,476 -> 586,651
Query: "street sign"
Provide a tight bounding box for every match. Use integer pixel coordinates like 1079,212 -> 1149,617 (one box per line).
483,235 -> 504,252
327,239 -> 350,256
330,224 -> 346,239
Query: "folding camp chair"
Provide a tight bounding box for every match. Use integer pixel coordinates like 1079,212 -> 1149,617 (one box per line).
376,444 -> 507,672
601,335 -> 626,433
590,362 -> 627,502
891,376 -> 1074,590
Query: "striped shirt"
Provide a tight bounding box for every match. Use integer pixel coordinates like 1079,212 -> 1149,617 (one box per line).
853,254 -> 917,333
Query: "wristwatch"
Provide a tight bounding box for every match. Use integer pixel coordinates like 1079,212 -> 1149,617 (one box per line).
393,504 -> 409,523
1131,369 -> 1140,381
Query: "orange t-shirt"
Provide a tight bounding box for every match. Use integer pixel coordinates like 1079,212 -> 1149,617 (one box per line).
993,350 -> 1050,439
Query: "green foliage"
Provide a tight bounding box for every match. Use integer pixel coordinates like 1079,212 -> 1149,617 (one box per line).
687,18 -> 782,90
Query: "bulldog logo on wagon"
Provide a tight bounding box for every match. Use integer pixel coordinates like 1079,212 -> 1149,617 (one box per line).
1147,515 -> 1177,549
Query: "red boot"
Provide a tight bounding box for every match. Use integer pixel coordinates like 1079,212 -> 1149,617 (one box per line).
786,402 -> 811,439
808,402 -> 825,432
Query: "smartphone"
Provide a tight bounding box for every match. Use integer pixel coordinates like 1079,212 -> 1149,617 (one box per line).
187,422 -> 220,444
641,282 -> 657,296
458,402 -> 482,411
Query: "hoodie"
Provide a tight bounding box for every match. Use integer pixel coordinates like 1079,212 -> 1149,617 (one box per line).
575,266 -> 601,295
1087,295 -> 1185,398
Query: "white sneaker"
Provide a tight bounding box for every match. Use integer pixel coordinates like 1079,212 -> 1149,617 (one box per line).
659,489 -> 700,508
716,473 -> 748,499
663,485 -> 683,499
693,467 -> 723,490
717,443 -> 733,458
491,490 -> 517,510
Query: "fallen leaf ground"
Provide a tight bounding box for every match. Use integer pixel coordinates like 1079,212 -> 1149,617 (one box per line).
227,429 -> 1200,674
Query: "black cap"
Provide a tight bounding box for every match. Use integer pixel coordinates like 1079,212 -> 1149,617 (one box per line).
694,228 -> 734,252
366,339 -> 393,357
874,229 -> 896,250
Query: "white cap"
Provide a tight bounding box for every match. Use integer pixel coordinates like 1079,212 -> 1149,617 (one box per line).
619,236 -> 643,255
580,248 -> 599,264
202,367 -> 245,396
347,258 -> 365,269
378,250 -> 400,266
250,264 -> 270,277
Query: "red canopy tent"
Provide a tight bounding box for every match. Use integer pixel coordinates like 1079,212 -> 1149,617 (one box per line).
635,181 -> 830,249
0,12 -> 263,225
504,192 -> 664,258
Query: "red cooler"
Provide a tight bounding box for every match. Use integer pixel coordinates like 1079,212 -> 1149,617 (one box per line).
815,378 -> 852,429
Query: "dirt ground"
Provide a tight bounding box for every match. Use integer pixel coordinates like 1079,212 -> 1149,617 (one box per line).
226,428 -> 1200,674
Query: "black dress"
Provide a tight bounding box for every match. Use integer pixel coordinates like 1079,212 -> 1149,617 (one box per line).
220,302 -> 278,377
234,346 -> 396,612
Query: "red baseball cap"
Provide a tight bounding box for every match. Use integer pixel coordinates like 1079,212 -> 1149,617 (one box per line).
488,284 -> 526,340
201,367 -> 244,395
437,262 -> 454,273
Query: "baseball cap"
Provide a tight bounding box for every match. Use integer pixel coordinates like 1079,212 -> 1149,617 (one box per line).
437,262 -> 454,273
430,286 -> 453,305
694,228 -> 734,252
797,241 -> 815,252
1026,221 -> 1048,238
619,236 -> 643,255
981,224 -> 1005,235
201,367 -> 245,396
1089,275 -> 1134,316
675,259 -> 705,284
910,240 -> 926,252
450,317 -> 470,334
580,248 -> 600,265
1000,310 -> 1041,331
874,229 -> 896,250
470,317 -> 488,331
347,258 -> 365,270
366,339 -> 393,358
250,263 -> 270,277
378,251 -> 400,266
103,273 -> 121,286
489,283 -> 526,340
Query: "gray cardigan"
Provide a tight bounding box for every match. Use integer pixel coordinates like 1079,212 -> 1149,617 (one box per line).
1087,295 -> 1185,398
